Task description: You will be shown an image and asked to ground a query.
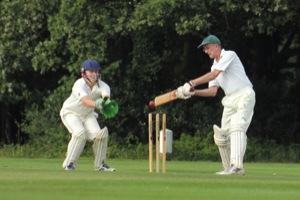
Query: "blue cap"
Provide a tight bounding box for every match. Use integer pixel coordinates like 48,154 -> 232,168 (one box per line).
82,60 -> 101,71
197,35 -> 221,49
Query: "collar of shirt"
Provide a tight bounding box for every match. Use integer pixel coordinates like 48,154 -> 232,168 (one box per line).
214,49 -> 225,64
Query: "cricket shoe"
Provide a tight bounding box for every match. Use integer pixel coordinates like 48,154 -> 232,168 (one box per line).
65,162 -> 75,170
215,169 -> 229,175
217,165 -> 245,175
99,163 -> 116,171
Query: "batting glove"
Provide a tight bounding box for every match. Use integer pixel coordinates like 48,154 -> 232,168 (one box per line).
176,86 -> 191,99
182,81 -> 195,96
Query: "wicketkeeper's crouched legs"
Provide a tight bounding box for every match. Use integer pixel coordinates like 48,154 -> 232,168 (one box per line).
93,127 -> 109,170
213,125 -> 231,170
230,131 -> 247,168
63,133 -> 87,168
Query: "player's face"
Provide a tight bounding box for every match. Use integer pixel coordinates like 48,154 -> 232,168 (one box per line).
85,70 -> 99,83
203,44 -> 219,59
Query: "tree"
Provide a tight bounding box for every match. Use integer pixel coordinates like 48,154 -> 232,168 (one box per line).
1,0 -> 299,149
0,0 -> 60,144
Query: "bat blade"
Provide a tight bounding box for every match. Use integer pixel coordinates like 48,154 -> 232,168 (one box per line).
154,90 -> 177,107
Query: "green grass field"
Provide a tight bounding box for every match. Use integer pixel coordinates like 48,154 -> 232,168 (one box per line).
0,158 -> 299,200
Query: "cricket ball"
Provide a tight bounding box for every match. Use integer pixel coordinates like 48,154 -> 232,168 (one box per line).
148,101 -> 155,108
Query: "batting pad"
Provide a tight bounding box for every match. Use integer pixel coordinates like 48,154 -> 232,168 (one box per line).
93,127 -> 109,169
213,125 -> 231,170
230,131 -> 247,168
63,134 -> 86,168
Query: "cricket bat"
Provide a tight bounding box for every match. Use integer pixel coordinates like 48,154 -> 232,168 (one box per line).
149,90 -> 178,108
149,86 -> 195,108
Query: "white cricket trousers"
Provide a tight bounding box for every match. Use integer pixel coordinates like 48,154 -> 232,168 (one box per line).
60,111 -> 102,168
61,111 -> 101,140
221,87 -> 255,169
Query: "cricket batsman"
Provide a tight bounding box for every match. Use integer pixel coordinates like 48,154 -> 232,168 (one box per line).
177,35 -> 256,175
60,59 -> 118,171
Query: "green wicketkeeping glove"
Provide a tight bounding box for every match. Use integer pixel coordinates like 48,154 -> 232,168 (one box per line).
94,98 -> 106,111
102,99 -> 119,119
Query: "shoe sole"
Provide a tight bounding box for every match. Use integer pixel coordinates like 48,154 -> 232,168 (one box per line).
100,169 -> 116,171
64,168 -> 75,170
217,173 -> 245,175
97,168 -> 116,171
216,169 -> 245,175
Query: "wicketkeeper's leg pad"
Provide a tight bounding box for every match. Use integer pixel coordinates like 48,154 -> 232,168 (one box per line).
213,125 -> 231,170
93,127 -> 109,169
62,132 -> 87,168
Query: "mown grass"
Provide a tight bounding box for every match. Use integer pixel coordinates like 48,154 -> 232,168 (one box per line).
0,158 -> 299,200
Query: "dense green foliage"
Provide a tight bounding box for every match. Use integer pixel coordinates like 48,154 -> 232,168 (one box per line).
1,0 -> 300,160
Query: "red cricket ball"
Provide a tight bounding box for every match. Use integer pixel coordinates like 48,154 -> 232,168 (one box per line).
148,101 -> 155,108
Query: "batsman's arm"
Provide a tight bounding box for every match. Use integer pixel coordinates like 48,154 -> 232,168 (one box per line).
194,86 -> 219,97
190,69 -> 221,86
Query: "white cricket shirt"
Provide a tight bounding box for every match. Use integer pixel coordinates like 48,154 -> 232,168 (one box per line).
60,78 -> 110,117
209,49 -> 252,95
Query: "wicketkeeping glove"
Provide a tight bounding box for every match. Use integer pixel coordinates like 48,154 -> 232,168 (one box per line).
102,99 -> 119,119
95,98 -> 106,110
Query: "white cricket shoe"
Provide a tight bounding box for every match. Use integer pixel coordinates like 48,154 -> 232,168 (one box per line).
98,163 -> 116,171
216,165 -> 245,175
215,169 -> 229,175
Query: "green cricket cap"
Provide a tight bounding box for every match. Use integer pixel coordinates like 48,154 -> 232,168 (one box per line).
197,35 -> 221,49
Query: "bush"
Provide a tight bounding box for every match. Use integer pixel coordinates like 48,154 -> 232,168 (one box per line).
246,137 -> 300,162
172,132 -> 219,161
1,131 -> 300,163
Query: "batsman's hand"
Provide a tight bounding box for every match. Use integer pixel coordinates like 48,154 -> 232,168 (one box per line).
182,81 -> 195,96
176,86 -> 191,99
102,99 -> 119,119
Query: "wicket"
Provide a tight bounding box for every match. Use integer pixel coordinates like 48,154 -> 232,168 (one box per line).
148,112 -> 167,173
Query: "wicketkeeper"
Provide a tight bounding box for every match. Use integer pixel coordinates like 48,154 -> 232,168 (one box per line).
176,35 -> 255,175
60,59 -> 118,171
